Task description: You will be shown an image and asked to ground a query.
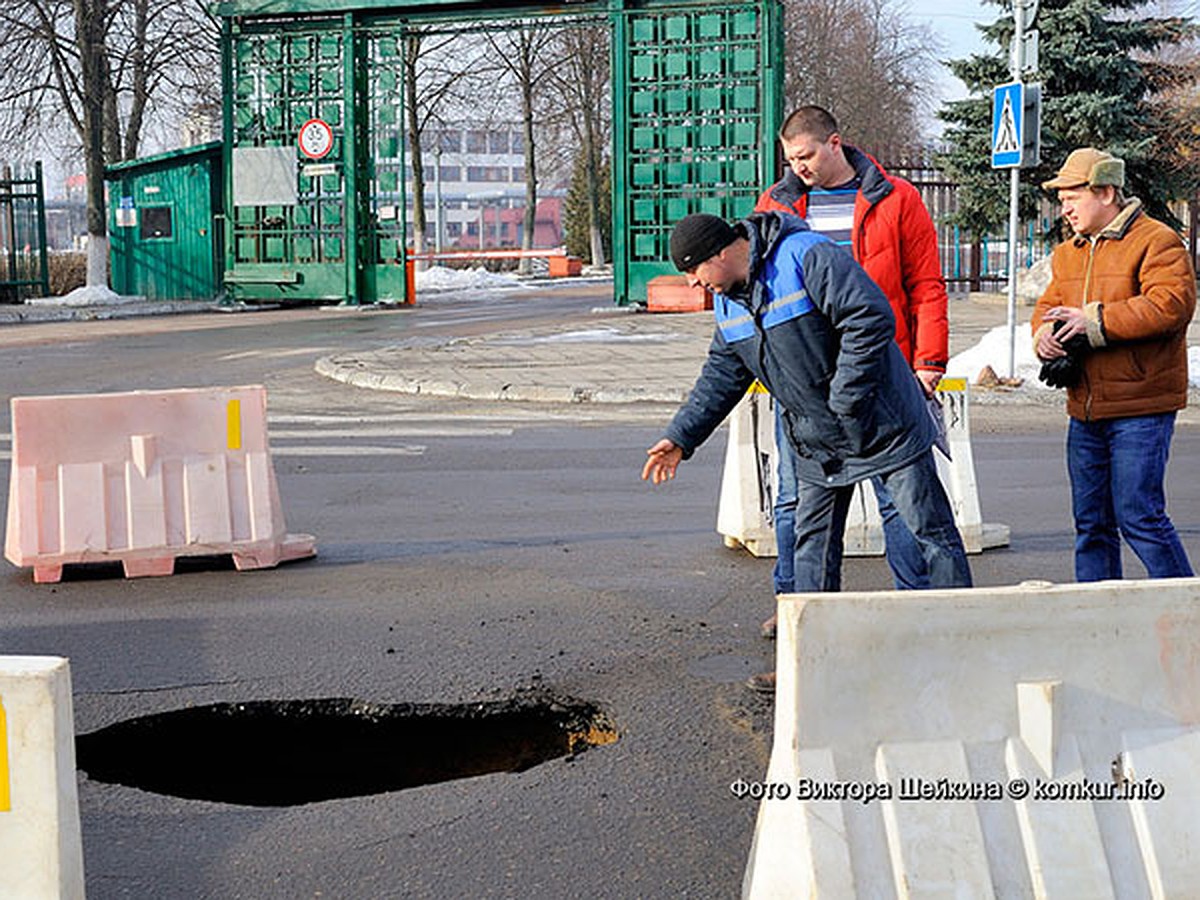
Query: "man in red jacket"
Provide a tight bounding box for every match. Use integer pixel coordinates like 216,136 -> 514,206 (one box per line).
753,107 -> 950,671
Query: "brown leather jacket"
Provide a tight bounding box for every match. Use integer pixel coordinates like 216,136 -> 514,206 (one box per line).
1033,200 -> 1196,421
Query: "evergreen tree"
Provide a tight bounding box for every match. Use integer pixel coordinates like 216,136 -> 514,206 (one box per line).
938,0 -> 1197,236
563,154 -> 611,263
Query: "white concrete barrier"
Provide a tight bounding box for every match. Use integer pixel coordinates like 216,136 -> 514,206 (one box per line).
717,379 -> 1009,558
715,384 -> 777,557
0,656 -> 85,899
742,578 -> 1200,898
5,385 -> 315,582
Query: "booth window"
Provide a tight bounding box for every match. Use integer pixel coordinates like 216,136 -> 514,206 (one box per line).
141,206 -> 173,240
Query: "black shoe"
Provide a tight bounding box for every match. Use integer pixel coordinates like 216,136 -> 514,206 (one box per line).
746,671 -> 776,694
760,614 -> 777,640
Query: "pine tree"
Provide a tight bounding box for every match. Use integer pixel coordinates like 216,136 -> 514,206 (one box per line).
937,0 -> 1197,236
563,154 -> 611,263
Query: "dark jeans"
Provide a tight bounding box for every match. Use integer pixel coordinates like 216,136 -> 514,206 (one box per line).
871,476 -> 932,590
775,445 -> 973,593
1067,412 -> 1193,581
773,417 -> 934,592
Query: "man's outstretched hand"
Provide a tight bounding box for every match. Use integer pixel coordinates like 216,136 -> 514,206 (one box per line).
642,439 -> 684,484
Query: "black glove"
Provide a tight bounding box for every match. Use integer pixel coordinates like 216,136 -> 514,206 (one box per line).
1038,319 -> 1090,389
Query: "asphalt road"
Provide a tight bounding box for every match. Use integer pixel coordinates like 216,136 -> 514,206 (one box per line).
2,287 -> 1199,899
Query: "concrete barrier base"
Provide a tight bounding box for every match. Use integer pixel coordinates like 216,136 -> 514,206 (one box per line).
743,578 -> 1200,897
5,386 -> 316,582
718,380 -> 1009,558
0,656 -> 85,900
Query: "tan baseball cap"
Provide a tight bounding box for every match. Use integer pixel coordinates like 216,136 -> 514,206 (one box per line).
1042,147 -> 1125,190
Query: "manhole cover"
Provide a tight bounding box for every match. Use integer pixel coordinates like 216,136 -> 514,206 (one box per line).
76,694 -> 617,807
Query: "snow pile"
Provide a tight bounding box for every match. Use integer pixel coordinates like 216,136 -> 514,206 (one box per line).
949,323 -> 1200,390
946,323 -> 1048,388
28,284 -> 137,307
414,265 -> 523,292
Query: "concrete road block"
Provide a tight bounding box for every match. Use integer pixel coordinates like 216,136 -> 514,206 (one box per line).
742,578 -> 1200,898
0,656 -> 85,900
4,385 -> 315,582
717,379 -> 1009,558
716,386 -> 777,557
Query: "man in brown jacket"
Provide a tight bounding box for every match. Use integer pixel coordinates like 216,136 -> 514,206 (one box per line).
1033,147 -> 1196,581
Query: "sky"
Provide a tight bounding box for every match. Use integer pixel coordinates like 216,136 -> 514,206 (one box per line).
906,0 -> 1200,102
905,2 -> 996,105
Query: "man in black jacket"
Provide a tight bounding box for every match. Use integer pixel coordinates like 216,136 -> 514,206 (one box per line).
642,212 -> 972,690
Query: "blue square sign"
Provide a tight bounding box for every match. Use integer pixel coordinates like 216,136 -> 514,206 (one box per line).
992,82 -> 1024,169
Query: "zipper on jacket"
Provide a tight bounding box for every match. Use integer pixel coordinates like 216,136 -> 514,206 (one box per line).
1082,238 -> 1098,421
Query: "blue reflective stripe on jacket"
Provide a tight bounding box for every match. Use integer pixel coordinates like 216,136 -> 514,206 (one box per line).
664,212 -> 934,487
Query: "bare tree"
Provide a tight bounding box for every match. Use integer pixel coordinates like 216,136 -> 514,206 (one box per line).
543,23 -> 610,265
402,28 -> 488,259
484,22 -> 557,273
74,0 -> 108,287
0,0 -> 218,160
104,0 -> 220,160
0,0 -> 219,290
782,0 -> 941,154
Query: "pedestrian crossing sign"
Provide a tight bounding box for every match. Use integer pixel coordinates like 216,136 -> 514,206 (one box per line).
992,82 -> 1024,168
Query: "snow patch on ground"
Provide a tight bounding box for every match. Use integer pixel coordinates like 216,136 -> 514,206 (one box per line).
414,265 -> 524,292
493,327 -> 677,345
949,323 -> 1200,390
946,322 -> 1050,388
29,284 -> 138,307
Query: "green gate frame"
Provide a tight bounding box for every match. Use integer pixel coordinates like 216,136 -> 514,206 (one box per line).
215,0 -> 783,306
0,162 -> 51,303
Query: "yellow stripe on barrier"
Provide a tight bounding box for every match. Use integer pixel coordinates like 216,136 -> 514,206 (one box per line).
227,399 -> 242,450
0,696 -> 9,812
937,377 -> 968,392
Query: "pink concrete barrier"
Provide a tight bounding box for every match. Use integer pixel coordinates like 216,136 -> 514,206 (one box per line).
4,386 -> 315,583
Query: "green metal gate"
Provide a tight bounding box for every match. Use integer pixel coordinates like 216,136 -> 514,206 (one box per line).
216,0 -> 782,307
0,163 -> 51,303
222,18 -> 355,301
612,1 -> 783,304
362,30 -> 408,303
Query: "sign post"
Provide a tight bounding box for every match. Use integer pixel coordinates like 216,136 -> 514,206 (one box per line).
991,0 -> 1041,378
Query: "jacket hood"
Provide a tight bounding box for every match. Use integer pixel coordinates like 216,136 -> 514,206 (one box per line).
738,211 -> 810,283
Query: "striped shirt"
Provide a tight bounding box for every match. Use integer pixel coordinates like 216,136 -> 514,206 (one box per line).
804,177 -> 860,248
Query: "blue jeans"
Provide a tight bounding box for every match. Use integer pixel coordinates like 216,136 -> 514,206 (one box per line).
871,477 -> 932,590
773,415 -> 933,591
1067,412 -> 1193,581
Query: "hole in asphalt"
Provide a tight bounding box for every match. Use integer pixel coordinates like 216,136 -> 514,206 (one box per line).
76,694 -> 618,807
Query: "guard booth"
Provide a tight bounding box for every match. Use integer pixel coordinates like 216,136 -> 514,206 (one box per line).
214,0 -> 783,306
106,142 -> 225,302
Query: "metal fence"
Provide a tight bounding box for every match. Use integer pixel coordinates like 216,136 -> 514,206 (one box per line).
884,151 -> 1058,293
0,162 -> 50,302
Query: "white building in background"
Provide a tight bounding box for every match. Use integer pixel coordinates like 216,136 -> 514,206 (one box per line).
407,123 -> 566,250
181,103 -> 222,148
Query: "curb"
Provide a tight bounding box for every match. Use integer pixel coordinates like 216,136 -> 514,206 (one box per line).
0,300 -> 221,326
313,354 -> 692,404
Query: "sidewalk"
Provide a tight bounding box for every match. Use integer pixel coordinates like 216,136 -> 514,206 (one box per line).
315,309 -> 712,404
0,297 -> 217,325
313,293 -> 1046,406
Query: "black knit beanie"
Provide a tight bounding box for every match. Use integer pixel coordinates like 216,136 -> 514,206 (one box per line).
670,214 -> 737,271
